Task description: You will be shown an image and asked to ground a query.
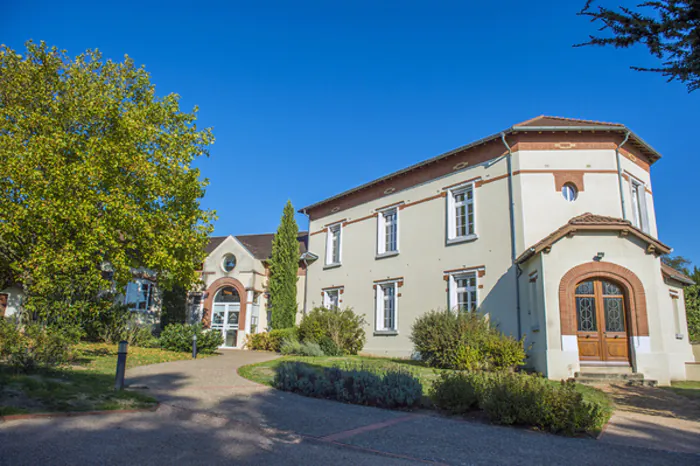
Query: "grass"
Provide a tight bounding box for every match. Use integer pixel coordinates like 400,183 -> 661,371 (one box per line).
0,342 -> 210,416
663,381 -> 700,401
238,354 -> 613,412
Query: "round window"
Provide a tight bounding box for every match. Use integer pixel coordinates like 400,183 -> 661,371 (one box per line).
222,254 -> 237,272
562,183 -> 578,202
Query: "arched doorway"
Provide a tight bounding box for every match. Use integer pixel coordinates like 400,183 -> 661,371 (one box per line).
574,278 -> 629,364
211,286 -> 240,348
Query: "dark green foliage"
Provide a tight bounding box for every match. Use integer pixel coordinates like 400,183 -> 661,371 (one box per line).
80,304 -> 155,347
662,255 -> 693,274
430,371 -> 607,435
273,361 -> 423,409
298,306 -> 366,355
0,319 -> 82,372
410,310 -> 525,371
686,274 -> 700,343
577,1 -> 700,92
318,335 -> 343,356
268,200 -> 300,329
479,373 -> 605,435
246,328 -> 298,352
430,371 -> 480,414
280,337 -> 325,357
160,285 -> 188,328
159,323 -> 222,354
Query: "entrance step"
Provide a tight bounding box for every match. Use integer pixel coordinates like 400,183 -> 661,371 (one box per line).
573,372 -> 657,387
578,364 -> 633,375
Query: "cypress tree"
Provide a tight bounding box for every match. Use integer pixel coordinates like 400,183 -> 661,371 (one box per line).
268,200 -> 300,329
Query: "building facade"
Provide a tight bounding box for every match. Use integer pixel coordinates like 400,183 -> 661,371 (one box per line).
298,116 -> 696,385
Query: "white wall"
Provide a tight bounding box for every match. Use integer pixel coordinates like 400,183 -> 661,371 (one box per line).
306,157 -> 517,357
539,232 -> 694,385
0,286 -> 24,317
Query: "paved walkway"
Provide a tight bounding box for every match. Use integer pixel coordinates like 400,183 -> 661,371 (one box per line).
2,351 -> 699,465
598,384 -> 700,454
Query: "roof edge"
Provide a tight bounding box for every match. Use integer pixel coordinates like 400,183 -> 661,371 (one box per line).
299,119 -> 661,215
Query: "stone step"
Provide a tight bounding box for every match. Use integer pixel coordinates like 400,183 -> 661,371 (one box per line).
574,372 -> 644,380
577,364 -> 633,375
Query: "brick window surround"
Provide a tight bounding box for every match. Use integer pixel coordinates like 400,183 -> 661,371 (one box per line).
202,277 -> 247,331
558,261 -> 649,337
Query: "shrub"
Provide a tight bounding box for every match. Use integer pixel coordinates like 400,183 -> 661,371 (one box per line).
280,337 -> 325,357
273,361 -> 422,409
159,323 -> 222,354
479,373 -> 605,435
247,328 -> 299,352
298,307 -> 366,355
410,310 -> 525,371
0,319 -> 82,372
430,371 -> 481,414
246,332 -> 274,351
80,303 -> 155,347
269,328 -> 298,351
318,335 -> 343,356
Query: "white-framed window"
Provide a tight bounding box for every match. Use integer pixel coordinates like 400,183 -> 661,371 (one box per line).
671,290 -> 683,339
325,223 -> 342,266
377,207 -> 399,256
375,280 -> 398,332
447,271 -> 477,312
629,178 -> 649,233
528,272 -> 540,332
124,279 -> 155,312
323,288 -> 341,309
447,183 -> 476,243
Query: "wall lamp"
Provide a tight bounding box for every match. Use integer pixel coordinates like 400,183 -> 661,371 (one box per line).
594,252 -> 605,262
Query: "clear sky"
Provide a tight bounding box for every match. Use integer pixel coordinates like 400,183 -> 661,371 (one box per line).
3,0 -> 698,264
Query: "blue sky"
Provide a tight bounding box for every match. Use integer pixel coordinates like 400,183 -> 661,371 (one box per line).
3,1 -> 698,264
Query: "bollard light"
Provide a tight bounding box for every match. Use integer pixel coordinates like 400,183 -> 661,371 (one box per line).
192,333 -> 198,359
114,340 -> 128,391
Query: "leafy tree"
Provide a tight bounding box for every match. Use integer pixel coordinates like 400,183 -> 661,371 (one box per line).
687,281 -> 700,343
0,41 -> 214,321
662,254 -> 693,274
268,201 -> 300,329
577,1 -> 700,92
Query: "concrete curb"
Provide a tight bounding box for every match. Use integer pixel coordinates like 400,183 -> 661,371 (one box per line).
0,403 -> 159,424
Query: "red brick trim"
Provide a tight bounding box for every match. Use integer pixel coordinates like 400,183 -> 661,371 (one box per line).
558,262 -> 649,337
202,277 -> 247,331
345,213 -> 377,226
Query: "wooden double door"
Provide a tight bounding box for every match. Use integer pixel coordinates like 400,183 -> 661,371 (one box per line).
575,279 -> 630,363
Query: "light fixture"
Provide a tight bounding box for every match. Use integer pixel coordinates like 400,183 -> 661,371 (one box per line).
594,252 -> 605,261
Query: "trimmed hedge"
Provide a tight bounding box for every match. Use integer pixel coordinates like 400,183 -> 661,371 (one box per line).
430,371 -> 607,435
411,310 -> 525,371
273,361 -> 423,409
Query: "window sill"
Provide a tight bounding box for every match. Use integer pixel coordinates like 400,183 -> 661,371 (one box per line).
323,263 -> 342,270
446,234 -> 478,246
375,251 -> 399,260
374,330 -> 399,336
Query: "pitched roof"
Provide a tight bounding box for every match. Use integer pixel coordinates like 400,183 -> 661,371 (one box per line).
661,263 -> 696,286
514,115 -> 625,128
299,116 -> 661,216
205,233 -> 309,261
516,213 -> 672,264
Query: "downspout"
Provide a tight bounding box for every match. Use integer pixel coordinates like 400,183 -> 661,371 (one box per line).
616,131 -> 631,220
301,208 -> 310,315
500,132 -> 522,340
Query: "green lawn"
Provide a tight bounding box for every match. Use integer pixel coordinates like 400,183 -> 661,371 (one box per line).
663,381 -> 700,401
238,355 -> 613,413
0,342 -> 210,416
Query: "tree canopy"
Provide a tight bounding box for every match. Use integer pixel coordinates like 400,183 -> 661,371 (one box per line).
578,1 -> 700,92
268,200 -> 300,329
0,41 -> 215,320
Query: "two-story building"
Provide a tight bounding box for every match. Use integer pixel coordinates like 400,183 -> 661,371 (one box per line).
298,116 -> 696,385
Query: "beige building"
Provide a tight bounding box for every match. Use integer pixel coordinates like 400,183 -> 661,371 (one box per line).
298,116 -> 696,385
188,232 -> 312,349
